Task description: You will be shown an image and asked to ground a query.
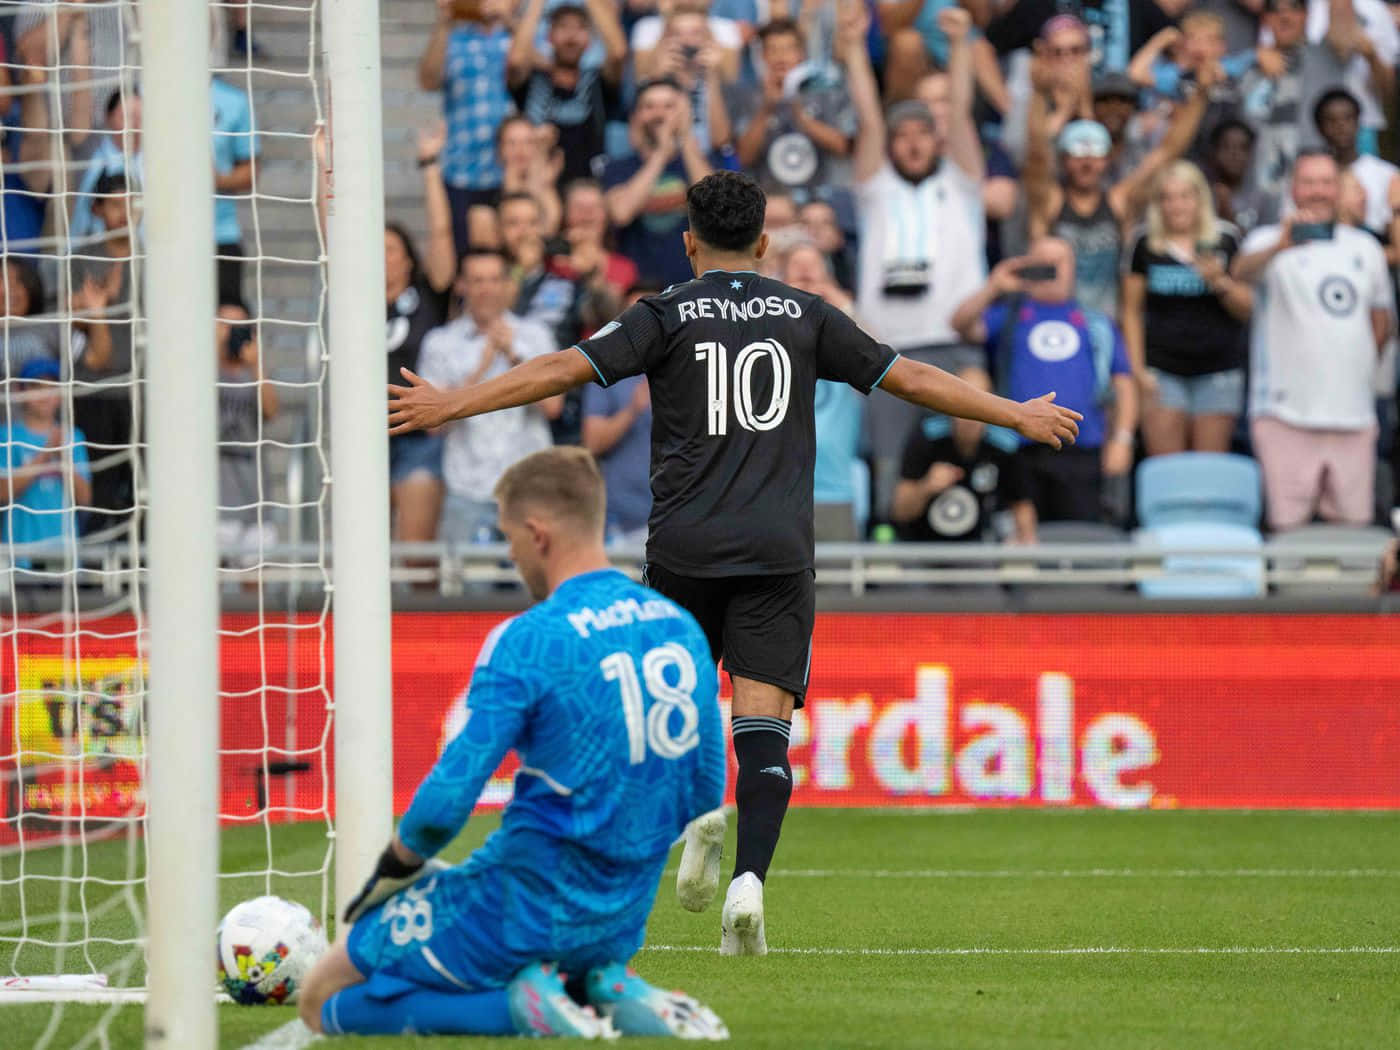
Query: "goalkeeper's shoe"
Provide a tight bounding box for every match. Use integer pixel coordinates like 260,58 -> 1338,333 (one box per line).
507,962 -> 616,1039
586,962 -> 729,1040
719,872 -> 766,956
676,809 -> 727,913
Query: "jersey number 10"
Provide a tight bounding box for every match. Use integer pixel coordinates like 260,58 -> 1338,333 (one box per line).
695,339 -> 792,436
600,643 -> 701,763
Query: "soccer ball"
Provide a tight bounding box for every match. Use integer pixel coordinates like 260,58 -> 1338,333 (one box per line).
217,895 -> 328,1005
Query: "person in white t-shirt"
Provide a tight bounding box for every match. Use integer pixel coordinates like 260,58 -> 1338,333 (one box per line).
1233,149 -> 1394,530
843,3 -> 986,520
416,249 -> 563,545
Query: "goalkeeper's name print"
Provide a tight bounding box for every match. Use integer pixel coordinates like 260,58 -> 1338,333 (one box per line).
677,295 -> 805,324
567,596 -> 684,639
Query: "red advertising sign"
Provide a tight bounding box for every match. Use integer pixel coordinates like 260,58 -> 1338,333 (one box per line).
3,612 -> 1397,848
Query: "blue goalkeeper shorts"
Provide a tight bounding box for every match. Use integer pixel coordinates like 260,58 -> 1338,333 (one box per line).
345,857 -> 644,993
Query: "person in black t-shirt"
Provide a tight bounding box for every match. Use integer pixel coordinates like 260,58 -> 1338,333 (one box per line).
893,373 -> 1032,544
387,171 -> 1081,955
385,126 -> 457,542
507,0 -> 625,186
1121,159 -> 1252,455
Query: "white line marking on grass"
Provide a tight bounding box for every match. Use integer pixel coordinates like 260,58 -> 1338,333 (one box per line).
640,945 -> 1400,957
236,1019 -> 322,1050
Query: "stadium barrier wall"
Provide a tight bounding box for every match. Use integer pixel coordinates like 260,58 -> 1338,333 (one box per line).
4,612 -> 1399,845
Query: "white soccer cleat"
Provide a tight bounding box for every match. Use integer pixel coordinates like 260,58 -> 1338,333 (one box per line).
719,872 -> 766,956
676,809 -> 727,913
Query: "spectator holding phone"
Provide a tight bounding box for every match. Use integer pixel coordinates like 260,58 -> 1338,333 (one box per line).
1122,160 -> 1252,455
507,0 -> 627,185
1025,54 -> 1214,322
1233,149 -> 1394,530
0,358 -> 90,568
419,0 -> 514,255
951,237 -> 1137,531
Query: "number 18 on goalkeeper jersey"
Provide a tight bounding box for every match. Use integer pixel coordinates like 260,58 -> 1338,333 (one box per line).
395,568 -> 725,934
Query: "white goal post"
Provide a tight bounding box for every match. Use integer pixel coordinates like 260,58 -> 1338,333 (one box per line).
140,0 -> 219,1045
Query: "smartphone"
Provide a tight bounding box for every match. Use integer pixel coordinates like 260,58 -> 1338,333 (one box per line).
1292,222 -> 1335,244
226,325 -> 254,362
1015,263 -> 1057,282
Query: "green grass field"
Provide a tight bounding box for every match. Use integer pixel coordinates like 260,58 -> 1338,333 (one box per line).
4,809 -> 1399,1049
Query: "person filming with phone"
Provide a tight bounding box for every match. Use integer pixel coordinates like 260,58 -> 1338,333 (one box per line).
1232,149 -> 1395,532
951,237 -> 1137,539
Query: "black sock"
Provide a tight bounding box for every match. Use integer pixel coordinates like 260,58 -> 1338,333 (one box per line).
731,716 -> 793,883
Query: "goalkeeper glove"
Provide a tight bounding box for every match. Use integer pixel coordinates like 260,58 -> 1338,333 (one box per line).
343,842 -> 449,925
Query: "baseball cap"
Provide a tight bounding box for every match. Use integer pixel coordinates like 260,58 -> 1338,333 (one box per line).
19,358 -> 60,382
1093,72 -> 1140,102
1057,120 -> 1112,158
885,100 -> 936,132
547,1 -> 589,21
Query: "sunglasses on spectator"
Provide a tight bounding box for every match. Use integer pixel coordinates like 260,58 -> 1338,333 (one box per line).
1046,43 -> 1090,57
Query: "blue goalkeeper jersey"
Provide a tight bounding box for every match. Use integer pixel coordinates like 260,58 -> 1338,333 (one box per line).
397,568 -> 725,940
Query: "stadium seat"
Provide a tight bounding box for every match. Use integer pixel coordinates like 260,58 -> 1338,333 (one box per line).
850,459 -> 871,540
1270,524 -> 1394,596
1136,453 -> 1261,529
1135,522 -> 1265,598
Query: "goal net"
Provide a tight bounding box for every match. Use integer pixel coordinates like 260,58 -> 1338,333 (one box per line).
0,0 -> 334,1039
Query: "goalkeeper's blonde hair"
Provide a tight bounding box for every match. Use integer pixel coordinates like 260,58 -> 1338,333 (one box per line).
494,446 -> 607,536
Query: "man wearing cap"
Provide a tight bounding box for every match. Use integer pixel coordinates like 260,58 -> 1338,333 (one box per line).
1025,61 -> 1215,320
508,0 -> 627,186
0,358 -> 91,569
845,4 -> 988,522
1237,0 -> 1353,200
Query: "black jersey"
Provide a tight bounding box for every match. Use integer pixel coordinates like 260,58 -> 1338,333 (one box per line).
574,268 -> 899,577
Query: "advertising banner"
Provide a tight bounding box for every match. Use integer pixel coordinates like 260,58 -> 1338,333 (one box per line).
3,612 -> 1397,847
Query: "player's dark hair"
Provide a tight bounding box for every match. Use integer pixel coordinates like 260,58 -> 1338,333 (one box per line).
494,446 -> 606,536
686,171 -> 767,253
757,18 -> 803,48
1313,87 -> 1361,129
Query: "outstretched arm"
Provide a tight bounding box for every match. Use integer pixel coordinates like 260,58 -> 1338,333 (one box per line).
878,356 -> 1082,448
388,348 -> 597,434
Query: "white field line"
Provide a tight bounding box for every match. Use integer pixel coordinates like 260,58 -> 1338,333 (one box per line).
662,867 -> 1400,879
640,945 -> 1400,957
236,1019 -> 322,1050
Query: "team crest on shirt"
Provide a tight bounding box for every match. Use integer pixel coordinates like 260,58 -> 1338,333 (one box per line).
1027,320 -> 1081,362
1317,275 -> 1358,317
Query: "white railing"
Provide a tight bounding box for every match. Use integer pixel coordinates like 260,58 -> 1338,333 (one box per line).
0,538 -> 1389,598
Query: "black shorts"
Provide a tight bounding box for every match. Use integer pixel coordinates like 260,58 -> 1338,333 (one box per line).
644,564 -> 815,706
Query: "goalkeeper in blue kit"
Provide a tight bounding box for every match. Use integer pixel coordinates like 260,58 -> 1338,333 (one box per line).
298,447 -> 729,1039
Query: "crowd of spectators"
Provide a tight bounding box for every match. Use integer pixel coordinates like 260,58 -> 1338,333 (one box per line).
0,3 -> 261,565
3,0 -> 1400,568
386,0 -> 1400,548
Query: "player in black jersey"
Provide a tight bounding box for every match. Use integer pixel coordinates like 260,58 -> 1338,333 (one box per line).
389,171 -> 1080,954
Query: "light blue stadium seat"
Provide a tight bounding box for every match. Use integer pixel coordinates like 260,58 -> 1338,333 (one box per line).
1136,522 -> 1265,598
1136,453 -> 1261,529
850,459 -> 870,539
